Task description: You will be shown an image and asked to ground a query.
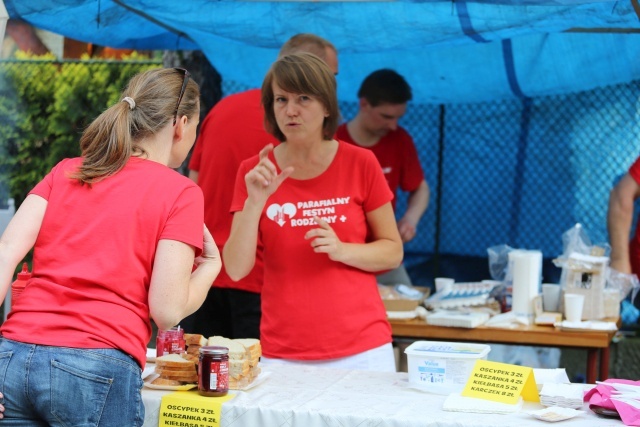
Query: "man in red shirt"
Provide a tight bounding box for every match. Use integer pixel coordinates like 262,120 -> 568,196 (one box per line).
336,69 -> 429,285
184,34 -> 338,339
608,156 -> 640,277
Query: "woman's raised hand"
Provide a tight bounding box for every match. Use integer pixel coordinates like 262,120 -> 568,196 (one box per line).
245,144 -> 293,202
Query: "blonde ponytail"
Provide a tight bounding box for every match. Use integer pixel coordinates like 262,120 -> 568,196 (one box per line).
69,68 -> 199,184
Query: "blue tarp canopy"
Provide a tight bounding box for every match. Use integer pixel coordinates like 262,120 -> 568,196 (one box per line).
5,1 -> 640,281
6,0 -> 640,104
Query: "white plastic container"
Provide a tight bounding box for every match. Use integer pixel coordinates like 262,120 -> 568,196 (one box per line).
404,340 -> 491,394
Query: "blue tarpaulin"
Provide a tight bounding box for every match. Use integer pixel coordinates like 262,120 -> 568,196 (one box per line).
4,1 -> 640,277
5,0 -> 640,104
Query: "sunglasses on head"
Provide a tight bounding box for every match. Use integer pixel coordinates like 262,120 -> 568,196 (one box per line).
172,68 -> 191,126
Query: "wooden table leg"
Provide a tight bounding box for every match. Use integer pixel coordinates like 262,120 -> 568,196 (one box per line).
586,348 -> 597,384
599,346 -> 610,381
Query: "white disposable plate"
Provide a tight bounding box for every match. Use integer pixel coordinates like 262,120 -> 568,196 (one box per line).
143,373 -> 197,391
526,406 -> 583,422
142,371 -> 270,392
554,321 -> 617,332
144,382 -> 197,391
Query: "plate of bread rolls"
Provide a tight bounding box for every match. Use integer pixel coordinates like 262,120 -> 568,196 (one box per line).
144,353 -> 198,390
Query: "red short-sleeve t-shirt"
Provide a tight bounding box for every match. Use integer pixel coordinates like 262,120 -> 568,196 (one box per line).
231,141 -> 394,360
1,157 -> 204,368
336,123 -> 424,210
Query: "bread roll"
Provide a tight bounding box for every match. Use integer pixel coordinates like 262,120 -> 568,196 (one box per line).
206,336 -> 247,360
155,370 -> 198,383
151,377 -> 183,386
153,366 -> 198,378
200,335 -> 263,389
186,345 -> 202,355
229,359 -> 250,379
155,353 -> 194,368
184,333 -> 207,346
153,353 -> 198,384
181,353 -> 199,364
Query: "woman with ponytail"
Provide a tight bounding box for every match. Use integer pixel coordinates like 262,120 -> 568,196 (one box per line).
0,68 -> 221,425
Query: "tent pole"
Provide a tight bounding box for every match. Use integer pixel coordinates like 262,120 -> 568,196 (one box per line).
433,104 -> 445,279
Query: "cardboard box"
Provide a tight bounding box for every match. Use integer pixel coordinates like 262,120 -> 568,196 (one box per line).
533,294 -> 562,325
382,298 -> 420,312
378,284 -> 428,312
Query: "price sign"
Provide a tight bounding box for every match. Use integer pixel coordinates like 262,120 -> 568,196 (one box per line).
461,360 -> 539,405
159,391 -> 235,427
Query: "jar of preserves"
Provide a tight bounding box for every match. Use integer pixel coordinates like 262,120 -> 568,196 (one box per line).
198,346 -> 229,397
155,326 -> 185,358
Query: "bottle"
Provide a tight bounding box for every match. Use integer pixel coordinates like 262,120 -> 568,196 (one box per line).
198,346 -> 229,397
11,262 -> 31,303
155,326 -> 185,358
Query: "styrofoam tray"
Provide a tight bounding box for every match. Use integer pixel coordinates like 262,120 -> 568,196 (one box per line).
426,310 -> 489,328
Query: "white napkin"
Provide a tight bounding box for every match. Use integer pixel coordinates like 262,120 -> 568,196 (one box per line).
526,406 -> 583,422
539,383 -> 584,409
442,393 -> 523,414
559,320 -> 617,331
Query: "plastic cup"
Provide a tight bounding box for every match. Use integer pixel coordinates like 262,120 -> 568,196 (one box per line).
542,284 -> 561,312
435,278 -> 454,294
564,294 -> 585,322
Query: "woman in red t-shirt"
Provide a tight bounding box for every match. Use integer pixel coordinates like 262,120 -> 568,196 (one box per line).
0,68 -> 221,425
224,53 -> 403,371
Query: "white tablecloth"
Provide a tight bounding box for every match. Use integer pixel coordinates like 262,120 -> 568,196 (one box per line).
142,365 -> 622,427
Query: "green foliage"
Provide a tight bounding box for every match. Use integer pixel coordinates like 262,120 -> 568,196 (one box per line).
0,53 -> 160,207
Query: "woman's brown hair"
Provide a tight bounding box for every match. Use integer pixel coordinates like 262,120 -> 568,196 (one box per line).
70,68 -> 199,184
261,53 -> 339,142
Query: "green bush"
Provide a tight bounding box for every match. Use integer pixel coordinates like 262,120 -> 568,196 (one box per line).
0,53 -> 161,208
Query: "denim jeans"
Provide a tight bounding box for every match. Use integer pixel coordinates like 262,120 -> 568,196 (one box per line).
0,337 -> 144,426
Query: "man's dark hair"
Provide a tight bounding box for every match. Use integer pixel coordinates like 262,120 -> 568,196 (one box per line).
357,69 -> 412,106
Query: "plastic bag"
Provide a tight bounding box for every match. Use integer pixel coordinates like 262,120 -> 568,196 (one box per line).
554,224 -> 638,305
553,223 -> 610,266
553,223 -> 640,319
487,244 -> 513,282
561,223 -> 592,258
607,268 -> 638,303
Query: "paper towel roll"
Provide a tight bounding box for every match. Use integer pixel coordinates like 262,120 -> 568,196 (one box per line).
509,250 -> 542,322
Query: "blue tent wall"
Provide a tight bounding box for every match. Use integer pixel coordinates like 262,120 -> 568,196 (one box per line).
6,1 -> 640,104
220,76 -> 640,284
350,79 -> 637,284
6,0 -> 640,284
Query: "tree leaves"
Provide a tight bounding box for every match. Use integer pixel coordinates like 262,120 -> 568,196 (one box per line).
0,53 -> 160,207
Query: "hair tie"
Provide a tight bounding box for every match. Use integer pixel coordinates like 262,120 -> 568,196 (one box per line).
121,97 -> 136,110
